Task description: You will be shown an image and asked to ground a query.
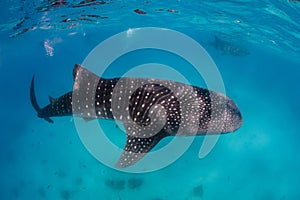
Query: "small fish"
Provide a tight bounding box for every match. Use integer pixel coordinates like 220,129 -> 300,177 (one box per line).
134,9 -> 147,14
30,64 -> 242,167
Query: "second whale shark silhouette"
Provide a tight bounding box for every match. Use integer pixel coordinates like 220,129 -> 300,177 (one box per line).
30,64 -> 243,168
211,36 -> 250,56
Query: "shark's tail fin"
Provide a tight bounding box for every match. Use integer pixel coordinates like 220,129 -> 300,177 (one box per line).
30,76 -> 53,123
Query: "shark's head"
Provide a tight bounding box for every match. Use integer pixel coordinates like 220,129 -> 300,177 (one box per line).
223,97 -> 243,132
206,91 -> 243,134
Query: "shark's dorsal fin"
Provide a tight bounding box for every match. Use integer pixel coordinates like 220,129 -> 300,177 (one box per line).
116,125 -> 167,168
72,64 -> 100,91
215,35 -> 220,42
73,64 -> 82,81
49,96 -> 56,103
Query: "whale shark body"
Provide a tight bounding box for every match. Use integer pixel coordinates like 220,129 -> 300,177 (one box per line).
30,64 -> 242,168
211,36 -> 249,56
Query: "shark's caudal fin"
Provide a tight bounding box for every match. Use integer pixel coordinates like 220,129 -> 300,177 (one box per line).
30,76 -> 54,123
30,76 -> 40,112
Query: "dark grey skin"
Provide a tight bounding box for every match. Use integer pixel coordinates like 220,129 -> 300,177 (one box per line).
211,36 -> 250,56
31,64 -> 243,168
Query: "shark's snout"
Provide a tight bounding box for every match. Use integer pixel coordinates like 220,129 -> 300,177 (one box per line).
225,98 -> 243,132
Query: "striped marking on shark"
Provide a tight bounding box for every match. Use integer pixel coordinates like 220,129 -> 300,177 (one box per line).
30,64 -> 242,168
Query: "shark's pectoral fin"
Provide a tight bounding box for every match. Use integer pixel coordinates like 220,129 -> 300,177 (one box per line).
116,128 -> 167,168
44,117 -> 54,123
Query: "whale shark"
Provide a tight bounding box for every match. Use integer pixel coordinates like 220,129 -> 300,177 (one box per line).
30,64 -> 243,168
211,36 -> 249,56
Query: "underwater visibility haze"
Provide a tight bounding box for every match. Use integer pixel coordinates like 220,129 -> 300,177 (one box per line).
1,0 -> 300,199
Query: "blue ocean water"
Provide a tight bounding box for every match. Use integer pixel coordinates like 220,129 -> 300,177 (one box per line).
1,0 -> 300,199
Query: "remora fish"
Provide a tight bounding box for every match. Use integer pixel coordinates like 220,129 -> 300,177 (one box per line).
30,64 -> 242,167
